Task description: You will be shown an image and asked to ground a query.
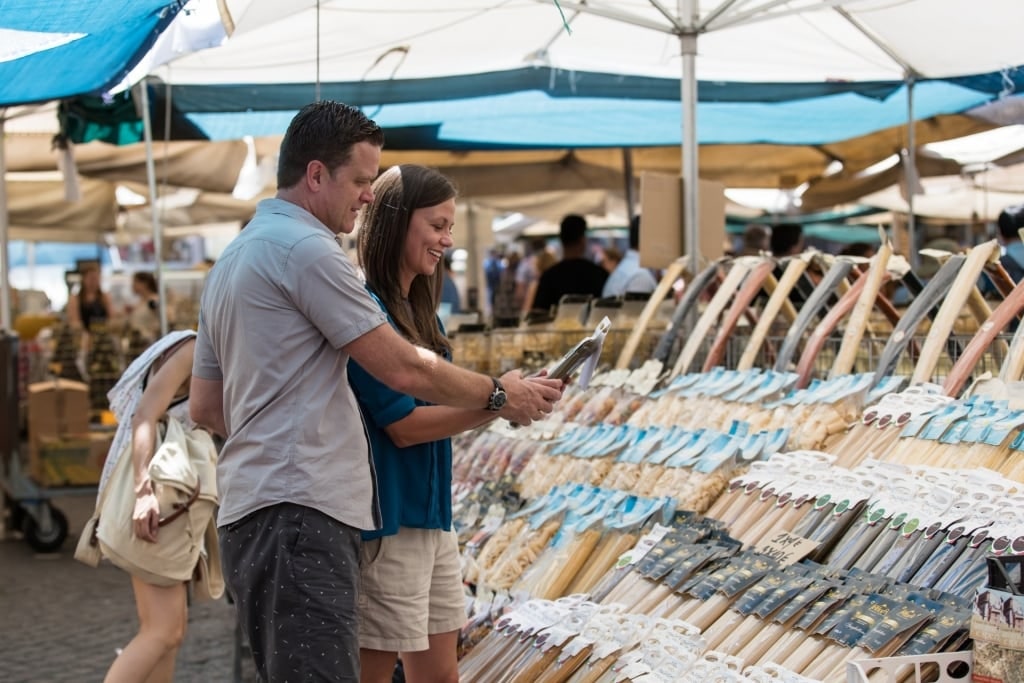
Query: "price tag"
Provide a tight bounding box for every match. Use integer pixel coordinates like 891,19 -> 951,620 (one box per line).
753,530 -> 819,567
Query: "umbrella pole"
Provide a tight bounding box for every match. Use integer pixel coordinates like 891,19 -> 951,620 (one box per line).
622,147 -> 636,222
136,81 -> 168,337
0,115 -> 11,332
679,12 -> 700,274
905,76 -> 919,269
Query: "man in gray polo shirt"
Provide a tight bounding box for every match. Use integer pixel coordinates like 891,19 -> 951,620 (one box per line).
190,101 -> 562,682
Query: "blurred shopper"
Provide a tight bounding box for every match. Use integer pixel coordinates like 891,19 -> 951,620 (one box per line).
493,251 -> 523,326
600,246 -> 622,274
740,224 -> 771,256
531,214 -> 609,313
482,248 -> 504,312
997,203 -> 1024,282
602,214 -> 657,297
838,242 -> 876,259
770,223 -> 804,257
127,271 -> 168,344
515,238 -> 550,316
440,252 -> 461,313
66,263 -> 113,332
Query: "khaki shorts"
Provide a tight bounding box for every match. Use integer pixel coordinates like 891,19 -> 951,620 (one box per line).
358,527 -> 467,652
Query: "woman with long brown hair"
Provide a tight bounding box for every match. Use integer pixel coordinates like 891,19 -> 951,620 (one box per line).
349,165 -> 504,683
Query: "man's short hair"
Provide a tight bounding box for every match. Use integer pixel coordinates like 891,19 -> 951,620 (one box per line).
277,101 -> 384,189
770,223 -> 803,255
559,214 -> 588,245
998,204 -> 1024,240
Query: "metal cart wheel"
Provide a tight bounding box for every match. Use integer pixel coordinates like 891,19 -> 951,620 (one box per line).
21,503 -> 68,553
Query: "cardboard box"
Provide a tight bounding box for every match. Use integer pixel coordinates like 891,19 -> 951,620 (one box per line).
27,378 -> 90,440
26,378 -> 92,486
639,171 -> 726,270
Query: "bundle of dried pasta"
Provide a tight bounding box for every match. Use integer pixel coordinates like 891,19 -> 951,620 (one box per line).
565,527 -> 642,597
830,387 -> 951,469
457,597 -> 587,683
517,455 -> 571,500
575,386 -> 624,426
514,522 -> 605,600
478,488 -> 577,591
466,516 -> 527,586
515,490 -> 669,602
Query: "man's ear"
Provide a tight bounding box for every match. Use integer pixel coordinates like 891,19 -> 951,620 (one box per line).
306,160 -> 325,190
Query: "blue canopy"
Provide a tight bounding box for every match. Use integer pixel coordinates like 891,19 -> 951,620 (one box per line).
168,67 -> 1017,148
0,0 -> 186,106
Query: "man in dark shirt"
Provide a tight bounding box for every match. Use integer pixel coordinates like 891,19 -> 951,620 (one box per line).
531,214 -> 609,313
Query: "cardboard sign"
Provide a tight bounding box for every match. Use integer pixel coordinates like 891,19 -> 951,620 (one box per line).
754,530 -> 820,567
639,171 -> 725,270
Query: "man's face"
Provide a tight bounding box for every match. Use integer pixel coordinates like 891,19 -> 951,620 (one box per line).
319,141 -> 381,235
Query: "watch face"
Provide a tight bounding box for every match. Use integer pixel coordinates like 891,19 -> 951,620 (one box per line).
493,391 -> 507,409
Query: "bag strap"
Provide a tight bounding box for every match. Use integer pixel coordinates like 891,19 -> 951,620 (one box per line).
157,477 -> 202,527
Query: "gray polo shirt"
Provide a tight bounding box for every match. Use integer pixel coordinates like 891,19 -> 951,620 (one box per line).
193,198 -> 388,530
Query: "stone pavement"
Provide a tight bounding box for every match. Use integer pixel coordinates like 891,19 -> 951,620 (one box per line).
0,494 -> 257,682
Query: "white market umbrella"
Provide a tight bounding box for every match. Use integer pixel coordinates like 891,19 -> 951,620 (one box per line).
155,0 -> 1024,273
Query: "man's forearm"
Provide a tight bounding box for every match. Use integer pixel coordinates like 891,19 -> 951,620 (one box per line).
347,326 -> 492,409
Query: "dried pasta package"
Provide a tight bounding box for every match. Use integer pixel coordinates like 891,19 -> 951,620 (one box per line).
469,517 -> 527,585
604,392 -> 646,427
458,598 -> 568,683
518,455 -> 570,500
558,386 -> 593,423
484,512 -> 565,591
514,515 -> 604,600
577,386 -> 623,425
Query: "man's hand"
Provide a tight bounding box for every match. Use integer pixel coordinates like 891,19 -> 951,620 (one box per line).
498,369 -> 563,426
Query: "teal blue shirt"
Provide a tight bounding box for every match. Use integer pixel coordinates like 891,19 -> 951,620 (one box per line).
348,290 -> 453,540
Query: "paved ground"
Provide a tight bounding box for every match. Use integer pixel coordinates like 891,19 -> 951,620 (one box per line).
0,494 -> 257,682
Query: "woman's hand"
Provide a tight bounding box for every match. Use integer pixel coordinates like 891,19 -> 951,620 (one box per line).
132,482 -> 160,543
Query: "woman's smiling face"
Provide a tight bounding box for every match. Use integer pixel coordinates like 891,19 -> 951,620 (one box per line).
399,198 -> 455,294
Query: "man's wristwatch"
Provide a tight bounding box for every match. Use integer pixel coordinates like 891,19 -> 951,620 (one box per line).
486,377 -> 508,412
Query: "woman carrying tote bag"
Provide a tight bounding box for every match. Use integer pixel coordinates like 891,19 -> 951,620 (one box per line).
76,329 -> 221,683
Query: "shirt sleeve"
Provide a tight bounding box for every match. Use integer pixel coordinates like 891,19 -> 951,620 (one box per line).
284,235 -> 387,349
191,311 -> 223,380
347,292 -> 418,428
348,358 -> 417,429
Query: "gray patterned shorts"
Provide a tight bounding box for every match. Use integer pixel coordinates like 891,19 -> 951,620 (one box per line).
221,503 -> 362,682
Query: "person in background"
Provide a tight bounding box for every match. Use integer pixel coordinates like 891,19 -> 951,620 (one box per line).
350,164 -> 507,683
66,263 -> 113,333
769,223 -> 804,257
838,242 -> 876,259
128,271 -> 167,344
440,252 -> 461,314
740,224 -> 771,256
997,204 -> 1024,283
515,238 -> 549,316
492,250 -> 523,326
602,214 -> 657,298
189,101 -> 562,682
600,246 -> 623,274
482,248 -> 504,312
94,331 -> 213,683
531,214 -> 609,313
